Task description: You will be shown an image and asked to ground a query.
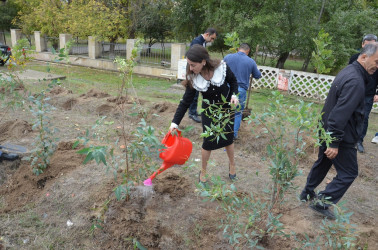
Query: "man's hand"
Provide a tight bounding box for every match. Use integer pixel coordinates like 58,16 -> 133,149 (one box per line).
373,95 -> 378,102
324,147 -> 338,159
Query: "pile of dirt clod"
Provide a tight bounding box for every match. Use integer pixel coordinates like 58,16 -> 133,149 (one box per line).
81,89 -> 110,99
107,96 -> 128,104
62,98 -> 79,110
0,141 -> 85,212
107,96 -> 146,105
150,102 -> 177,114
49,86 -> 73,95
96,104 -> 115,116
0,120 -> 33,142
0,82 -> 25,94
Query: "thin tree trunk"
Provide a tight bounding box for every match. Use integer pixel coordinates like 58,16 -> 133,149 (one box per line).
318,0 -> 326,23
275,52 -> 290,69
301,51 -> 312,71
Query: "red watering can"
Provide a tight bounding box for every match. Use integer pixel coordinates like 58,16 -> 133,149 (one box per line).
143,130 -> 192,186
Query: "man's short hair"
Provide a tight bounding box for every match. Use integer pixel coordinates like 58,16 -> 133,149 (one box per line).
204,28 -> 217,36
360,42 -> 378,57
239,43 -> 250,51
363,34 -> 377,42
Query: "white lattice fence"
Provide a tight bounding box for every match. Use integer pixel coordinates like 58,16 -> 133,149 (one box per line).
250,67 -> 378,113
252,66 -> 279,89
289,71 -> 334,100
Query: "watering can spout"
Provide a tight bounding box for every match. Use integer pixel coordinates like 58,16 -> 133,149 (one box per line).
147,162 -> 174,181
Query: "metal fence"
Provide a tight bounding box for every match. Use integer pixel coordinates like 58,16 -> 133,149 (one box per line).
100,42 -> 126,60
71,38 -> 88,56
45,36 -> 60,52
20,33 -> 35,48
139,43 -> 171,67
0,31 -> 10,45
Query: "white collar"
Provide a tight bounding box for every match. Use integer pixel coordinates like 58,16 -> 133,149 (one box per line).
190,61 -> 226,92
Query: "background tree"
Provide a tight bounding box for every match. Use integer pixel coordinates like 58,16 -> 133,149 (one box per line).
12,0 -> 67,48
135,0 -> 173,54
67,0 -> 129,41
322,0 -> 378,73
0,0 -> 20,41
171,0 -> 206,41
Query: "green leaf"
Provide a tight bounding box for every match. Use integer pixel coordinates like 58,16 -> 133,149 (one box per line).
82,152 -> 94,164
77,147 -> 91,154
72,140 -> 80,149
134,239 -> 148,250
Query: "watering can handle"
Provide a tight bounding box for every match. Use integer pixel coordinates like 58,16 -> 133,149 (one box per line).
162,130 -> 181,144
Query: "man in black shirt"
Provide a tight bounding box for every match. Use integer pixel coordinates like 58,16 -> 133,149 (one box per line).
349,34 -> 378,153
300,43 -> 378,220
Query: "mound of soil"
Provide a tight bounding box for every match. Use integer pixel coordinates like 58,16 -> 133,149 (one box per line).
0,120 -> 33,142
107,96 -> 145,105
96,104 -> 114,116
0,82 -> 25,94
107,96 -> 128,104
62,98 -> 78,110
151,102 -> 176,113
49,86 -> 73,95
81,89 -> 110,99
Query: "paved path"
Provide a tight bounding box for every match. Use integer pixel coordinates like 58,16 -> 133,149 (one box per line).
0,69 -> 65,81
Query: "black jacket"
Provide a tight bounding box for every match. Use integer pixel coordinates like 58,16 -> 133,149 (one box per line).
349,52 -> 378,97
322,61 -> 369,148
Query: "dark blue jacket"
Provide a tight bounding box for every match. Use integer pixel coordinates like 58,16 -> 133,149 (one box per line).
190,35 -> 206,47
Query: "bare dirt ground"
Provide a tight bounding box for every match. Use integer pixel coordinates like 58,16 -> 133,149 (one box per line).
0,82 -> 377,249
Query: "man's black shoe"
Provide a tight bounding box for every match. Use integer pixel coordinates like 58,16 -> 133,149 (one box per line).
356,142 -> 365,153
309,204 -> 336,220
189,114 -> 201,123
299,190 -> 316,202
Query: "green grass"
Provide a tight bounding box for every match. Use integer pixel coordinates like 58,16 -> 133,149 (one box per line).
25,62 -> 181,102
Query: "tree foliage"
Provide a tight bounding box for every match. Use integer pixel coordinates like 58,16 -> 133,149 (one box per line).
311,29 -> 334,74
135,0 -> 173,47
0,0 -> 20,32
8,0 -> 378,71
66,0 -> 129,42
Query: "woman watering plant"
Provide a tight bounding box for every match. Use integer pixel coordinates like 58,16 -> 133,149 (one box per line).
169,44 -> 239,184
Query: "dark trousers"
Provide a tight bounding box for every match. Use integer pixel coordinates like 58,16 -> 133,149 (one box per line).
359,95 -> 374,143
188,91 -> 199,116
303,144 -> 358,208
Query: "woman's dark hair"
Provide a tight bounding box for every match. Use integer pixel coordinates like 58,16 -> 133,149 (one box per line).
183,45 -> 221,88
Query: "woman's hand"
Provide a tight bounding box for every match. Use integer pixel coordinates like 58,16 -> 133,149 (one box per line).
169,123 -> 178,134
230,95 -> 239,106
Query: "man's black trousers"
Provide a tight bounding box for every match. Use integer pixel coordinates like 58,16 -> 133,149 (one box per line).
303,144 -> 358,208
